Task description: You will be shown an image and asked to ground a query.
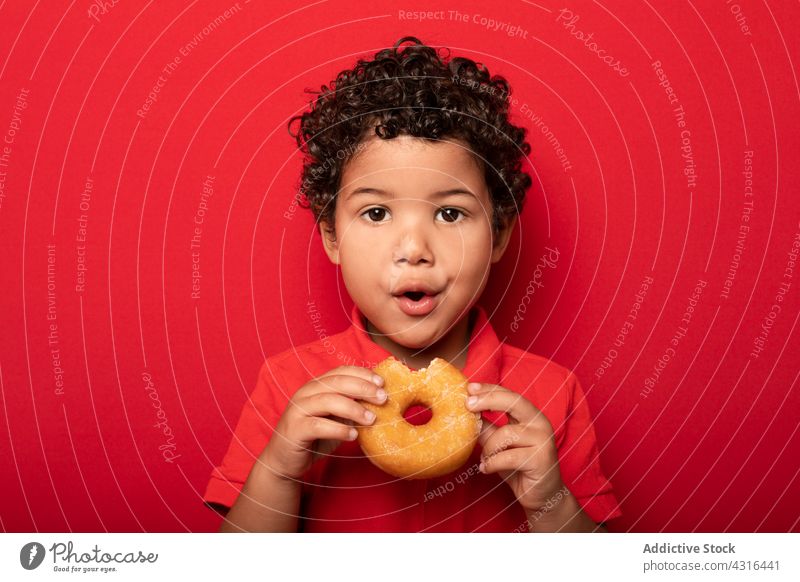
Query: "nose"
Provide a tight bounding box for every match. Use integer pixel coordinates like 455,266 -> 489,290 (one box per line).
392,217 -> 434,266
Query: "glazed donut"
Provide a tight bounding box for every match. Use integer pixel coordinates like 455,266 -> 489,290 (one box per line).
357,356 -> 481,479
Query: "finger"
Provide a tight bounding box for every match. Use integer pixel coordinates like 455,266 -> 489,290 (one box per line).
319,365 -> 385,387
308,374 -> 387,405
481,447 -> 537,475
467,384 -> 546,427
477,417 -> 499,449
481,425 -> 525,460
328,414 -> 354,427
297,392 -> 377,427
297,415 -> 357,445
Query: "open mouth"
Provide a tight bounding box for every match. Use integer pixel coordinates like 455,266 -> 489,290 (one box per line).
403,291 -> 427,302
394,289 -> 441,316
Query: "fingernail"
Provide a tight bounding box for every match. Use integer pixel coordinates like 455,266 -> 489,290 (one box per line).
467,395 -> 478,407
478,462 -> 485,473
364,410 -> 376,423
348,428 -> 358,440
372,375 -> 384,386
376,389 -> 387,402
468,382 -> 481,392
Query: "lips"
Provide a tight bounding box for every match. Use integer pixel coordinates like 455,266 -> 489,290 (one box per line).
391,281 -> 441,297
391,282 -> 442,316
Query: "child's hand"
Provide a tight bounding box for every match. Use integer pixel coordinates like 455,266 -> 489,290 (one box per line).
262,366 -> 387,481
465,382 -> 565,513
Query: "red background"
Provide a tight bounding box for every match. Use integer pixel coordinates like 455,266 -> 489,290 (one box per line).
0,0 -> 798,532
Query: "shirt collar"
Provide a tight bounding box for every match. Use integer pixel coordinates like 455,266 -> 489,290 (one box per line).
348,302 -> 503,385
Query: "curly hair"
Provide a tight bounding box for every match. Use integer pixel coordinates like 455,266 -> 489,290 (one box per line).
287,36 -> 532,239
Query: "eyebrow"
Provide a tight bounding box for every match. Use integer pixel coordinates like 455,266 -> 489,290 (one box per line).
346,187 -> 478,201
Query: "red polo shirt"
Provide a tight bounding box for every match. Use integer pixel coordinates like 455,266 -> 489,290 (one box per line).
204,303 -> 622,532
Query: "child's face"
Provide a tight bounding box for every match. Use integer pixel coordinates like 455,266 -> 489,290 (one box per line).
320,134 -> 515,350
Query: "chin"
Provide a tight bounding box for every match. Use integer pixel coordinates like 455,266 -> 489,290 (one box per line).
387,325 -> 444,350
393,336 -> 434,350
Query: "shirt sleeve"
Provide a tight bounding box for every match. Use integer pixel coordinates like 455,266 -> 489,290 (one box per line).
555,372 -> 622,525
202,360 -> 290,511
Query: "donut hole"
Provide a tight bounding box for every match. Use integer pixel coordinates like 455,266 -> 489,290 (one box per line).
402,401 -> 433,426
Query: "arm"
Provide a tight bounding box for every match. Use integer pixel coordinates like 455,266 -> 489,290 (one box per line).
525,373 -> 620,532
524,487 -> 608,533
219,457 -> 301,532
216,365 -> 386,532
466,376 -> 620,534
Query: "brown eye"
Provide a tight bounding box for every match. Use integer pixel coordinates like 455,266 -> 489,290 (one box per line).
437,208 -> 464,223
363,207 -> 389,222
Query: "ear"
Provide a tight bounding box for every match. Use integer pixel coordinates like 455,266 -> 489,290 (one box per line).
491,214 -> 517,264
319,220 -> 340,265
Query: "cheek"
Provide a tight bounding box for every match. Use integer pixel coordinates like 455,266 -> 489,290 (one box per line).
336,222 -> 383,276
442,225 -> 493,262
439,230 -> 493,285
335,216 -> 368,254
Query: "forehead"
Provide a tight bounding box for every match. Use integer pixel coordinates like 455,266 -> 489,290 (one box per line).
340,135 -> 486,194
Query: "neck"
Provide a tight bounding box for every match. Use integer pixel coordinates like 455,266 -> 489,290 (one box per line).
365,310 -> 475,371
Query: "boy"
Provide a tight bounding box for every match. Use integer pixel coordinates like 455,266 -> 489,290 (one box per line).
204,37 -> 621,532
